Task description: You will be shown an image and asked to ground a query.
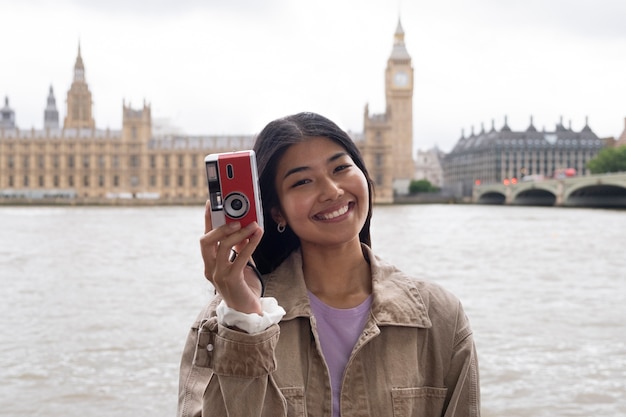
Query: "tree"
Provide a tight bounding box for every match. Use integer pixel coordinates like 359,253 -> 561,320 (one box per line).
587,145 -> 626,174
409,179 -> 439,194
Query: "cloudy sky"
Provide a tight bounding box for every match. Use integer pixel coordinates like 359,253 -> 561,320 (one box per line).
2,0 -> 625,152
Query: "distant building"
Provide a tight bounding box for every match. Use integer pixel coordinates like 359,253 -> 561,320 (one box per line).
1,21 -> 414,204
616,117 -> 626,147
44,86 -> 60,129
1,97 -> 16,129
442,116 -> 605,198
414,147 -> 444,188
358,19 -> 415,203
0,45 -> 254,202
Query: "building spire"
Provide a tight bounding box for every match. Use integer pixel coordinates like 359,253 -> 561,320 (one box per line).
526,115 -> 537,132
501,115 -> 511,132
395,18 -> 405,41
0,96 -> 16,129
74,41 -> 85,82
389,18 -> 411,60
581,115 -> 592,132
44,85 -> 59,129
64,41 -> 95,129
556,115 -> 567,131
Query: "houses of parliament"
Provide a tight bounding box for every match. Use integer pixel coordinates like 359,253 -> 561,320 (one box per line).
0,22 -> 415,205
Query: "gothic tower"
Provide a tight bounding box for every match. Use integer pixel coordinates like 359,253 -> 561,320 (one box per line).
0,96 -> 16,129
64,44 -> 95,129
385,19 -> 414,194
44,85 -> 59,129
362,19 -> 414,203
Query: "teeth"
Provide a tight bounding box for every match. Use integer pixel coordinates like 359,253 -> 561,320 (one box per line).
319,205 -> 349,220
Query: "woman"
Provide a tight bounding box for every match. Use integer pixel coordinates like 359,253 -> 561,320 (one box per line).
178,112 -> 480,417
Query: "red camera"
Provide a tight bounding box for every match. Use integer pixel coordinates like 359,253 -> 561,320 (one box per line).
204,150 -> 263,229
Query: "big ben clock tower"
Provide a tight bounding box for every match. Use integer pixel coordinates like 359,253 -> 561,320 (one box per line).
362,19 -> 414,203
385,19 -> 414,194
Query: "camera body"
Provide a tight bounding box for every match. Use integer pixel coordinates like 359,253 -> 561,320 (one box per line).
205,150 -> 264,230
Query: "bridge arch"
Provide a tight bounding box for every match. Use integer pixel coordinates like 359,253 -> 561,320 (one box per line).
472,173 -> 626,207
508,182 -> 558,206
564,178 -> 626,208
511,189 -> 557,206
476,191 -> 506,204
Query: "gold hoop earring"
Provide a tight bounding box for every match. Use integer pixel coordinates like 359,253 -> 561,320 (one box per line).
277,223 -> 286,233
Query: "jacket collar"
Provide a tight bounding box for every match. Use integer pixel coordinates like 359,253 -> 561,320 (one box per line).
264,244 -> 432,329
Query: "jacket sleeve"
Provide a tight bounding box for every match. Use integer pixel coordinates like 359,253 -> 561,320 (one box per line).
442,301 -> 481,417
178,304 -> 287,417
178,305 -> 214,417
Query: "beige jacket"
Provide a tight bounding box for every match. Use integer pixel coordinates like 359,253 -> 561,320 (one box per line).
178,245 -> 480,417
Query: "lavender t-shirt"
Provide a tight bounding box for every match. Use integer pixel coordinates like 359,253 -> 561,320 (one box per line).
308,291 -> 372,417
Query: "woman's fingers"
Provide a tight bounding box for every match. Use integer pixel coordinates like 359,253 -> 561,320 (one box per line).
204,200 -> 213,234
200,202 -> 240,281
199,220 -> 264,314
215,222 -> 261,271
231,223 -> 263,267
200,200 -> 264,313
201,220 -> 262,284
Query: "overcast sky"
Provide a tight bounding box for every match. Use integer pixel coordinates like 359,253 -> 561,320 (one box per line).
2,0 -> 625,152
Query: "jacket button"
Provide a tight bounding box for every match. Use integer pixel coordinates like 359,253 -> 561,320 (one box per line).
206,344 -> 214,352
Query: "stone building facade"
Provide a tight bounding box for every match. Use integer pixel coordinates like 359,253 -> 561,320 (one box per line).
358,20 -> 415,203
1,21 -> 414,204
0,46 -> 254,203
442,117 -> 604,198
414,147 -> 445,188
616,117 -> 626,147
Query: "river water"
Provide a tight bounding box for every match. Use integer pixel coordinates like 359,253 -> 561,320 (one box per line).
0,204 -> 624,416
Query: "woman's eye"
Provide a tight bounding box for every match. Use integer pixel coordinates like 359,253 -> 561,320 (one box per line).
335,164 -> 352,173
292,179 -> 310,188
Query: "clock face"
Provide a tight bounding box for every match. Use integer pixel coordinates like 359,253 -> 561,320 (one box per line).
393,71 -> 409,87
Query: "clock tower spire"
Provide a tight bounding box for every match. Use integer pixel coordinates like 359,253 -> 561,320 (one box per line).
385,18 -> 414,195
64,42 -> 95,130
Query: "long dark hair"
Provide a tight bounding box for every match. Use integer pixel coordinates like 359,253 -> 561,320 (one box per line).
253,112 -> 374,274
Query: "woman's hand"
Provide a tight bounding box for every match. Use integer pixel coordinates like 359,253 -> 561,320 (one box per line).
200,200 -> 264,315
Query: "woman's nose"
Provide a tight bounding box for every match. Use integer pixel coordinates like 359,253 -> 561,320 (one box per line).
318,176 -> 343,201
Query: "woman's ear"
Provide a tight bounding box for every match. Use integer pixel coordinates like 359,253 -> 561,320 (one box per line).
271,206 -> 285,226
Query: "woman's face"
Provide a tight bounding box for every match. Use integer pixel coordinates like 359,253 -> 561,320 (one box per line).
272,136 -> 370,249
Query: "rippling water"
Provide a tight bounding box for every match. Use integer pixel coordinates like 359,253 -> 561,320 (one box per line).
0,205 -> 624,416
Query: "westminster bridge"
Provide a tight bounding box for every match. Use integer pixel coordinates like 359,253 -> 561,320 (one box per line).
473,172 -> 626,208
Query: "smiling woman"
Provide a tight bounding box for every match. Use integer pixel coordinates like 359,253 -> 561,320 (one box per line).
177,112 -> 481,417
270,137 -> 370,262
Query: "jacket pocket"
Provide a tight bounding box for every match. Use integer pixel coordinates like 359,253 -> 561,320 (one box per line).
391,386 -> 447,417
279,387 -> 305,417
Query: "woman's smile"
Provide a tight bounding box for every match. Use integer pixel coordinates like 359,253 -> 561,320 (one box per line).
273,136 -> 369,247
313,201 -> 353,221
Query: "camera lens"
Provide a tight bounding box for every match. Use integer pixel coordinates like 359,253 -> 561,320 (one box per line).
231,199 -> 243,211
223,193 -> 250,219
